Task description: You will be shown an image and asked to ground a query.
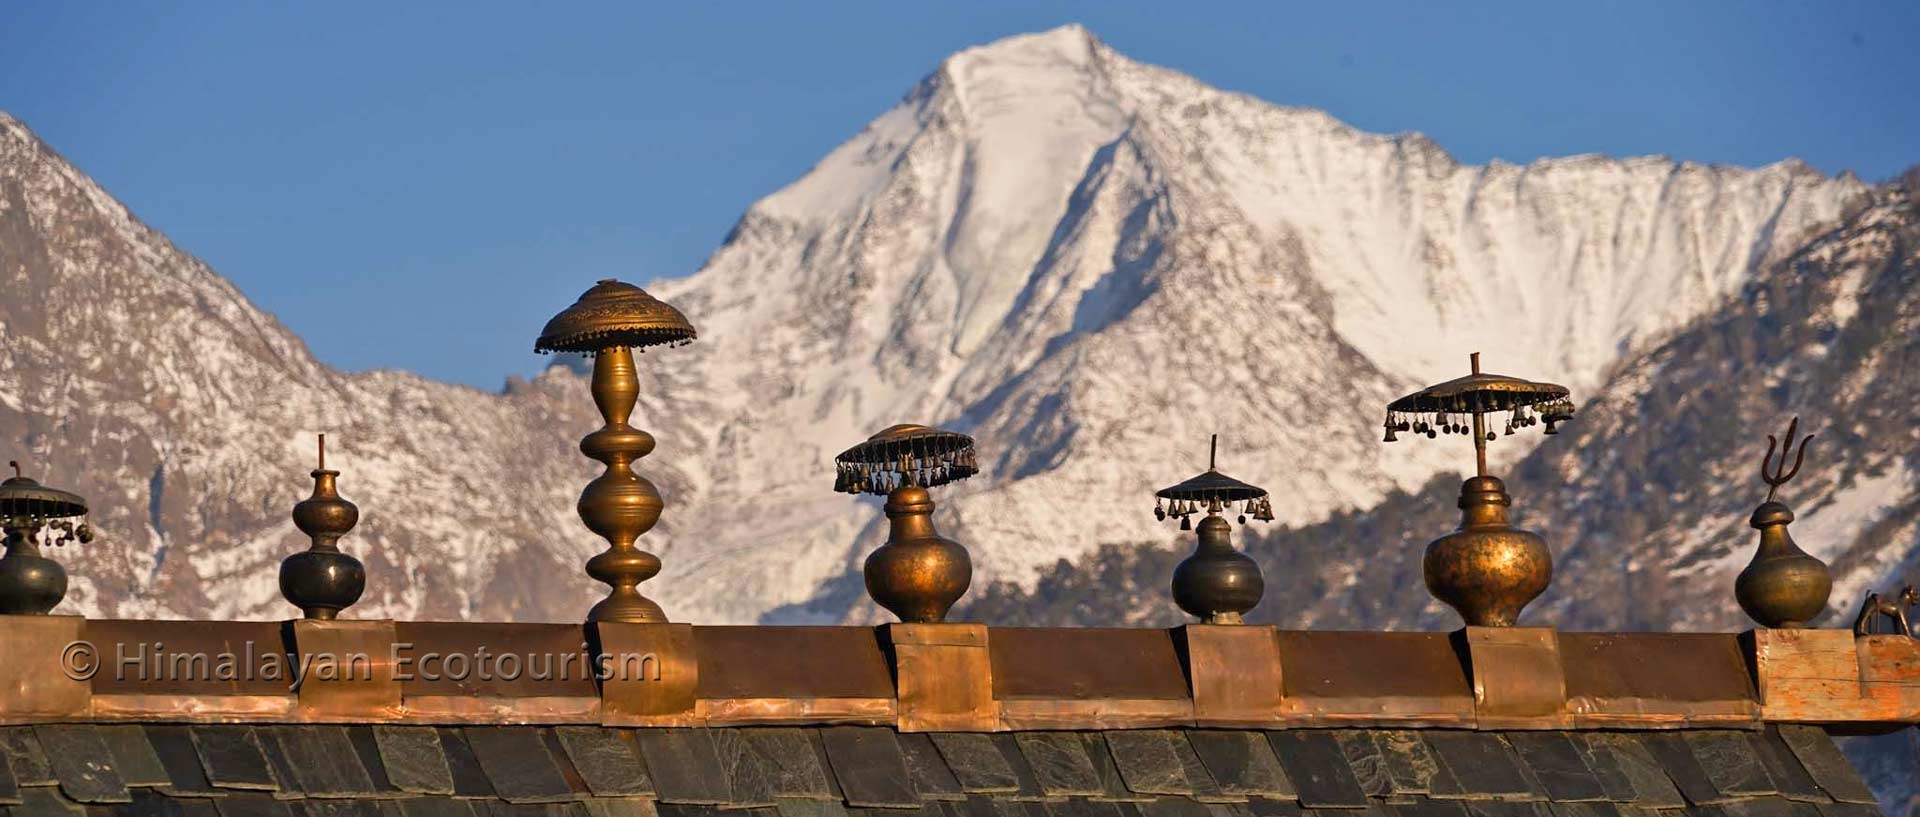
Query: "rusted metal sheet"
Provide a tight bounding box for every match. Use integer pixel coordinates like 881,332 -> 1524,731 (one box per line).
84,620 -> 291,696
1275,630 -> 1474,727
694,626 -> 892,699
1182,624 -> 1283,725
596,621 -> 697,724
0,615 -> 90,720
1560,632 -> 1757,727
990,628 -> 1188,701
1463,626 -> 1568,728
890,623 -> 997,731
291,619 -> 402,721
696,696 -> 895,725
996,697 -> 1195,730
393,622 -> 598,699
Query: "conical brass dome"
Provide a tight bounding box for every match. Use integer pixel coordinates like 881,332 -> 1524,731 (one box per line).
534,279 -> 696,354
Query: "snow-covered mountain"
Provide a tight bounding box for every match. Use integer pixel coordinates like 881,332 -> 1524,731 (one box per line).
625,25 -> 1867,621
0,25 -> 1872,625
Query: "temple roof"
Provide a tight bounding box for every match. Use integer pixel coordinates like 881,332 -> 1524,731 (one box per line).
0,722 -> 1881,817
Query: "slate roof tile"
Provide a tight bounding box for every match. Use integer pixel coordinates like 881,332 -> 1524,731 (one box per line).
1186,732 -> 1291,799
1636,735 -> 1728,806
1079,736 -> 1151,804
747,730 -> 835,800
461,728 -> 574,804
1772,728 -> 1875,806
1106,733 -> 1199,798
818,727 -> 919,809
190,727 -> 278,792
374,728 -> 456,797
633,730 -> 731,806
1681,734 -> 1774,798
1,727 -> 55,785
898,734 -> 966,801
1264,732 -> 1367,808
1016,735 -> 1103,798
1504,734 -> 1604,803
35,725 -> 132,803
551,728 -> 647,799
434,729 -> 498,800
933,735 -> 1022,795
1422,733 -> 1535,802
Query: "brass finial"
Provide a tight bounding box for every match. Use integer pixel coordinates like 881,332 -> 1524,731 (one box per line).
536,279 -> 696,624
282,434 -> 365,619
1735,417 -> 1832,629
1154,435 -> 1271,624
0,460 -> 92,615
834,424 -> 977,623
1383,352 -> 1573,627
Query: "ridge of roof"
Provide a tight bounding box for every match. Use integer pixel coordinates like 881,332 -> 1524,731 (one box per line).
1,618 -> 1913,736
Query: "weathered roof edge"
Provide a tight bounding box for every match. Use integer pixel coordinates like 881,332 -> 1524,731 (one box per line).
1,617 -> 1912,733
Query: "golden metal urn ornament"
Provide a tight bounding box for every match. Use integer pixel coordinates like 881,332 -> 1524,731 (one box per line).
281,434 -> 364,619
1735,417 -> 1832,628
1154,435 -> 1272,624
536,279 -> 696,624
1383,352 -> 1574,627
0,461 -> 93,615
835,424 -> 978,623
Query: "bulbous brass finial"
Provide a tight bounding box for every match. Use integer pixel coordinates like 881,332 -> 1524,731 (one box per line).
1736,417 -> 1832,629
835,424 -> 977,623
1154,435 -> 1271,625
1384,353 -> 1572,627
281,434 -> 365,619
0,460 -> 92,615
536,279 -> 696,624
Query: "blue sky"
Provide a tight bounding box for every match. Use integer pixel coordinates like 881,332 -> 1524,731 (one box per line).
4,3 -> 1915,389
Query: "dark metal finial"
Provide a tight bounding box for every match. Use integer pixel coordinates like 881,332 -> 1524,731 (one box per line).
1760,416 -> 1813,502
1208,434 -> 1218,471
281,435 -> 363,619
7,461 -> 19,479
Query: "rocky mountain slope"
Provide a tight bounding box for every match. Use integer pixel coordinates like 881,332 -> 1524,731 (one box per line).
968,182 -> 1919,632
0,25 -> 1876,627
0,113 -> 613,621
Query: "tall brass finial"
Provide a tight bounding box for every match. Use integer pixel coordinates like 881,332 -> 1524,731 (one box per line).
282,434 -> 365,619
834,424 -> 977,623
0,461 -> 92,615
1154,435 -> 1272,624
536,279 -> 696,624
1736,417 -> 1832,629
1383,352 -> 1574,627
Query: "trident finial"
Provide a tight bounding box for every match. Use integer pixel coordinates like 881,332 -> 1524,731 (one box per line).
1760,416 -> 1814,502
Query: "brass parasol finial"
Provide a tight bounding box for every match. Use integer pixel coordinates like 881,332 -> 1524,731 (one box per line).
536,279 -> 696,624
1153,434 -> 1271,625
1382,352 -> 1574,627
282,434 -> 365,619
1736,416 -> 1832,629
0,459 -> 93,614
835,424 -> 978,623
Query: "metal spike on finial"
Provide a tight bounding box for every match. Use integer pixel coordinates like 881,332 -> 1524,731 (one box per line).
281,433 -> 365,619
1760,416 -> 1813,502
